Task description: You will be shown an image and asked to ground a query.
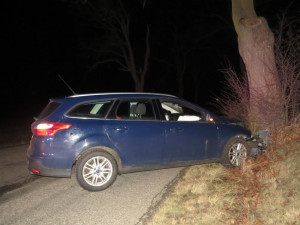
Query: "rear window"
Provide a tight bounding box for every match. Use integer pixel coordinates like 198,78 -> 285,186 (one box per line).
37,102 -> 61,120
67,101 -> 113,118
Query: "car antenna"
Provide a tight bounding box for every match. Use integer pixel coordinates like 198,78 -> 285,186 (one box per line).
58,74 -> 77,95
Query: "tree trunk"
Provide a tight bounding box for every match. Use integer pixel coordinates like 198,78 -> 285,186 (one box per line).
232,0 -> 283,128
135,80 -> 144,92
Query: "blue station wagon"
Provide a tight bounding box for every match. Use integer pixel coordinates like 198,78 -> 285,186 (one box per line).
27,93 -> 253,191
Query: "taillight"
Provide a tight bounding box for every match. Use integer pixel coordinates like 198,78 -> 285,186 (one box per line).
33,123 -> 72,136
31,168 -> 40,174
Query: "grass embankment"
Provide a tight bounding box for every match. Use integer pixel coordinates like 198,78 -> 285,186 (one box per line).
148,124 -> 300,225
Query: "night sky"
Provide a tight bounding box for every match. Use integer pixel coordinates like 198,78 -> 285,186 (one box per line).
1,0 -> 298,128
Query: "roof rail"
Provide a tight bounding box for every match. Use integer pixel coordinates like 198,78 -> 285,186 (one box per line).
68,92 -> 176,98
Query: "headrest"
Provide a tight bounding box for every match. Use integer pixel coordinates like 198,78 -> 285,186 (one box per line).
136,103 -> 146,115
130,104 -> 137,114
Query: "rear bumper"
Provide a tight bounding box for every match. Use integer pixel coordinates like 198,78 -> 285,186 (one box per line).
27,157 -> 71,177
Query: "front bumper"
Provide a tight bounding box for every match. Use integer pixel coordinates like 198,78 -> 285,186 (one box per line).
246,130 -> 272,156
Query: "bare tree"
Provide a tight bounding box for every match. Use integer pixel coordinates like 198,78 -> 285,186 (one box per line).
83,0 -> 150,92
172,27 -> 188,98
232,0 -> 283,128
275,15 -> 300,123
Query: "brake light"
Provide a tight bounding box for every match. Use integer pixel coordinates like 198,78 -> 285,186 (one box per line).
33,123 -> 72,136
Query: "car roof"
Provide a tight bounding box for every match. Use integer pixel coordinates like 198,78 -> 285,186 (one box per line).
52,92 -> 179,105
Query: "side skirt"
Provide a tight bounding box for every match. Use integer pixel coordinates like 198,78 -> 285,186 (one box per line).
121,158 -> 220,174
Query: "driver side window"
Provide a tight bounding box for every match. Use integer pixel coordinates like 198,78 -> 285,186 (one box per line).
160,101 -> 203,122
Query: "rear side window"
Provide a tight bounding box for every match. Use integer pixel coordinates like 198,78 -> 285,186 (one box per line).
67,101 -> 113,119
37,102 -> 61,120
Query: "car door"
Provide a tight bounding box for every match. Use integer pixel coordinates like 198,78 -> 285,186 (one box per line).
105,99 -> 165,166
158,99 -> 219,162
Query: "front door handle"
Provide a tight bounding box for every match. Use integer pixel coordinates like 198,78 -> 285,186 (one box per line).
169,127 -> 183,132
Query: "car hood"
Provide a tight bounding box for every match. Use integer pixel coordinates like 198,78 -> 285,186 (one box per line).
217,117 -> 246,128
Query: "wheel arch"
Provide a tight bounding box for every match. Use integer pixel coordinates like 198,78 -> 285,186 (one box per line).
221,134 -> 248,167
74,146 -> 123,174
226,134 -> 248,143
222,134 -> 248,149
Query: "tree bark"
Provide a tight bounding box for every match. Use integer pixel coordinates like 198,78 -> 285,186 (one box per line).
232,0 -> 283,128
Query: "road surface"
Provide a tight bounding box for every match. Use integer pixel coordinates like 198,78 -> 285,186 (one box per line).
0,145 -> 182,225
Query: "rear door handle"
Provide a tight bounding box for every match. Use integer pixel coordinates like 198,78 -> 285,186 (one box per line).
114,127 -> 129,132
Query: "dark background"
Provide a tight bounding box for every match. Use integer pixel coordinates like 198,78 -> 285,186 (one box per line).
0,0 -> 298,129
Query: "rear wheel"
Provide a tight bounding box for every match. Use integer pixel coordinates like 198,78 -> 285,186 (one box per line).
76,150 -> 118,191
221,137 -> 247,167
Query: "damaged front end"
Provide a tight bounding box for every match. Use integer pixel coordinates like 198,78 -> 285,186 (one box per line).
246,130 -> 272,157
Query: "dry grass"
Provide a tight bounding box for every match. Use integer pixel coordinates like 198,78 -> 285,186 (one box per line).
256,143 -> 300,224
148,162 -> 264,225
254,121 -> 300,225
148,123 -> 300,225
148,164 -> 244,225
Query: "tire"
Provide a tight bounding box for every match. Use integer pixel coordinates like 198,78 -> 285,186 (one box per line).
221,137 -> 247,168
76,150 -> 118,191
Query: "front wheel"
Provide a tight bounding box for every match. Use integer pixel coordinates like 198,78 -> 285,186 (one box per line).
76,151 -> 118,191
221,137 -> 247,168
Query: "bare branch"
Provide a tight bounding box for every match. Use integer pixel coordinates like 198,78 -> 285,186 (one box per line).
140,25 -> 150,85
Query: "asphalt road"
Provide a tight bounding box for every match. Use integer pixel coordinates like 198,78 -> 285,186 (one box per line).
0,145 -> 29,187
0,145 -> 182,225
